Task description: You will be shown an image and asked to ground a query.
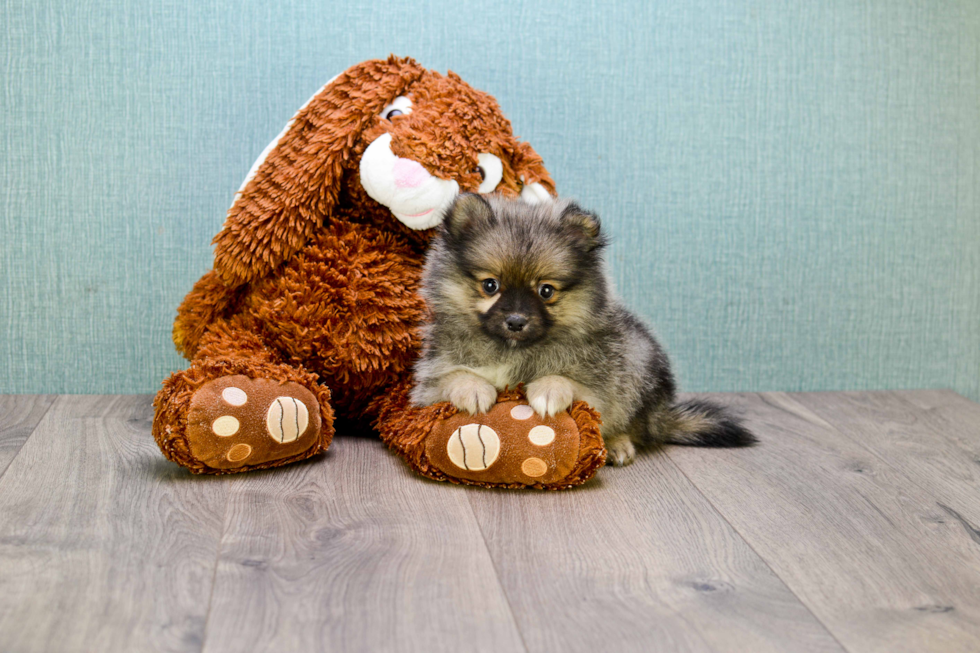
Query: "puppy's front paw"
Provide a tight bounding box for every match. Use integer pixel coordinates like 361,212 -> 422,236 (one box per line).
527,376 -> 575,418
446,375 -> 497,414
605,436 -> 636,467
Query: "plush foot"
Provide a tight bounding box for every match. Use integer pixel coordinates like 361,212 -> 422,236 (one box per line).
423,395 -> 604,488
374,384 -> 607,489
184,375 -> 323,471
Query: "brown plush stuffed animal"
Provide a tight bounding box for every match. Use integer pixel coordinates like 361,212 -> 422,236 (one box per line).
153,56 -> 606,488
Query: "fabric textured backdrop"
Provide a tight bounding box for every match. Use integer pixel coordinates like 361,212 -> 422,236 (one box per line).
2,0 -> 978,400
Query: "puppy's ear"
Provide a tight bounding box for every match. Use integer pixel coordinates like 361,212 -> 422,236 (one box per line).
442,193 -> 495,239
559,203 -> 606,252
212,56 -> 426,287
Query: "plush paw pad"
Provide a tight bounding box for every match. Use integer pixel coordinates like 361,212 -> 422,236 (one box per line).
266,397 -> 309,443
521,457 -> 548,477
426,400 -> 582,485
446,424 -> 501,471
185,375 -> 321,470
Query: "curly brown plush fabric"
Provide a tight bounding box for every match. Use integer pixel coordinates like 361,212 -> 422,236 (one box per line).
372,385 -> 606,490
153,56 -> 603,487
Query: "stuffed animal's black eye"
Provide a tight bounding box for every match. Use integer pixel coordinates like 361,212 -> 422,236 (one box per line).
482,279 -> 499,295
538,284 -> 555,300
476,153 -> 503,193
380,97 -> 412,121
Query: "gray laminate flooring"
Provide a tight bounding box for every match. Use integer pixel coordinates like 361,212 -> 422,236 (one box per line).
0,391 -> 978,653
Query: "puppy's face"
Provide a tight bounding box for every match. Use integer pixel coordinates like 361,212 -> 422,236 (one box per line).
428,194 -> 607,348
470,253 -> 561,347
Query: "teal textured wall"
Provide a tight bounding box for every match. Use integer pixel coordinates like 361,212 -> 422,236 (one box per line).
2,0 -> 978,399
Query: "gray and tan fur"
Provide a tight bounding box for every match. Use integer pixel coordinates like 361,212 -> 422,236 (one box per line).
410,193 -> 755,465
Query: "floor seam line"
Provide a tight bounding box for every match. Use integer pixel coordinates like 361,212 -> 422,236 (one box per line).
465,492 -> 533,653
663,392 -> 854,653
197,478 -> 234,653
0,395 -> 61,483
785,390 -> 976,525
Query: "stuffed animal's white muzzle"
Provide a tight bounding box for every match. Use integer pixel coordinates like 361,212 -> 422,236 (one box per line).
359,133 -> 460,230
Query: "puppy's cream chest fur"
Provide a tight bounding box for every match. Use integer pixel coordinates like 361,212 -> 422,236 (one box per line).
469,362 -> 523,390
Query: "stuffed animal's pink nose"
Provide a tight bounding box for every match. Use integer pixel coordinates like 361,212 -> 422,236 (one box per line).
393,158 -> 430,189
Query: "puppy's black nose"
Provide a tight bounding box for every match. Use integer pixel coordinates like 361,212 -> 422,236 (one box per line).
505,314 -> 528,332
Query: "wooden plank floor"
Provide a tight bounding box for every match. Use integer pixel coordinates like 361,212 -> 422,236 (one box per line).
0,390 -> 978,653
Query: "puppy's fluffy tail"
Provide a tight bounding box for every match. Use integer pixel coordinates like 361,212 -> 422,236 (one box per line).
658,399 -> 756,447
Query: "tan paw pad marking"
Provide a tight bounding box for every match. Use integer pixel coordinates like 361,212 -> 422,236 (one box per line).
221,386 -> 248,406
226,443 -> 252,462
528,424 -> 556,446
266,397 -> 309,444
521,457 -> 548,478
212,415 -> 240,436
447,424 -> 500,471
510,404 -> 534,420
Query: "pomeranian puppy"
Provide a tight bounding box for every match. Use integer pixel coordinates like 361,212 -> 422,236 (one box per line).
410,193 -> 755,465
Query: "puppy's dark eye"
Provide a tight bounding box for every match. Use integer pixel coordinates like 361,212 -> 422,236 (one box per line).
538,284 -> 555,300
482,279 -> 499,295
384,109 -> 404,120
475,166 -> 486,181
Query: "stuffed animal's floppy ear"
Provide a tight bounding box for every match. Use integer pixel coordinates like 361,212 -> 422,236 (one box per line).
559,202 -> 606,252
212,56 -> 426,287
442,193 -> 495,239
